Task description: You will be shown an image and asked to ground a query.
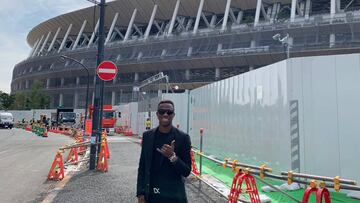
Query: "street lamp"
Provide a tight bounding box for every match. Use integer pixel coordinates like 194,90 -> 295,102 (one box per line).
60,55 -> 90,128
273,33 -> 291,59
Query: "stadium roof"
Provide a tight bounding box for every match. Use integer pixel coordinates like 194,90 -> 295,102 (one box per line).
27,0 -> 291,46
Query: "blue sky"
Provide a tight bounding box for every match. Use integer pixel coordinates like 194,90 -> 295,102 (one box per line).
0,0 -> 94,93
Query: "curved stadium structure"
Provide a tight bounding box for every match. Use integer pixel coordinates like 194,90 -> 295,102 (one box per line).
11,0 -> 360,108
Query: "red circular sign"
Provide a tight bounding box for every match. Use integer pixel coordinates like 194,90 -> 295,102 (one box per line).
96,61 -> 118,81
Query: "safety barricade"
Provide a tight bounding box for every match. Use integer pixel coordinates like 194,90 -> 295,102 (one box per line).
66,147 -> 79,164
228,168 -> 261,203
190,149 -> 200,176
97,137 -> 109,172
25,125 -> 32,132
47,129 -> 111,180
301,180 -> 331,203
48,151 -> 65,181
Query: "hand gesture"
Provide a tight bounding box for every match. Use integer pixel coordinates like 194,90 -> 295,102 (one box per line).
138,195 -> 146,203
157,140 -> 175,158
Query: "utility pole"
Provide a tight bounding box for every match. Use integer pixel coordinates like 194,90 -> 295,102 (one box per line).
90,0 -> 106,170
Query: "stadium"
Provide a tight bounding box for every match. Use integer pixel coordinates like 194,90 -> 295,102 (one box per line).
11,0 -> 360,108
9,1 -> 360,200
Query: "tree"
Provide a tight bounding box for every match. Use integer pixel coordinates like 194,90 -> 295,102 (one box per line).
11,92 -> 28,110
0,92 -> 15,110
10,80 -> 51,110
29,80 -> 51,109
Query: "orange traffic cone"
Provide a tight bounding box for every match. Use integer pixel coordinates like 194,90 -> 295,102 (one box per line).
66,147 -> 78,164
101,132 -> 110,159
43,128 -> 48,137
97,139 -> 108,172
48,152 -> 65,181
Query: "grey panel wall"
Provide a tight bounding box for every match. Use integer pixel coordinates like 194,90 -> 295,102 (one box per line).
162,91 -> 189,132
190,61 -> 292,172
288,53 -> 360,183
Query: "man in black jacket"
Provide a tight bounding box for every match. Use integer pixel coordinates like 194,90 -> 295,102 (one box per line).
137,100 -> 192,203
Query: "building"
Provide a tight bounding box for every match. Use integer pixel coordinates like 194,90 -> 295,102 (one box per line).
11,0 -> 360,108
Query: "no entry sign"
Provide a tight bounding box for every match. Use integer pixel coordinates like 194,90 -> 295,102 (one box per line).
96,61 -> 118,81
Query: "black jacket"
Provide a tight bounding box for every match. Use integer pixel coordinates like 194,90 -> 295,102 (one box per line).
136,126 -> 192,200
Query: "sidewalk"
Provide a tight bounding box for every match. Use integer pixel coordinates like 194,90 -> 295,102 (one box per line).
48,137 -> 227,203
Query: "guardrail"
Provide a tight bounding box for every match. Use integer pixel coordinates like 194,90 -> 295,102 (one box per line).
190,128 -> 360,203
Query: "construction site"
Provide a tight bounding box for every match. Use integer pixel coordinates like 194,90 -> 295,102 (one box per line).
4,0 -> 360,202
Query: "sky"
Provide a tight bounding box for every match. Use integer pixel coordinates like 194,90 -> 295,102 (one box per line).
0,0 -> 94,93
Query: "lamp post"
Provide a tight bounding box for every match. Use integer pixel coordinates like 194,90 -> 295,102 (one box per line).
60,55 -> 90,128
272,33 -> 291,59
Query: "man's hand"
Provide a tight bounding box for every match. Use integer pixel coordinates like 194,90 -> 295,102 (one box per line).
138,195 -> 146,203
157,140 -> 175,158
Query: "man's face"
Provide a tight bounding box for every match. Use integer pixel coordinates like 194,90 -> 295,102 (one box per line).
156,103 -> 175,127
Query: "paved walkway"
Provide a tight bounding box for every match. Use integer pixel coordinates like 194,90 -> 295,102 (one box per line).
49,136 -> 227,203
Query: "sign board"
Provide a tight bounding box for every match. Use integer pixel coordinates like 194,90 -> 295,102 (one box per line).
85,119 -> 92,136
96,61 -> 118,81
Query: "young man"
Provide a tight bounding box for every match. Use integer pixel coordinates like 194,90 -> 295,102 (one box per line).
136,100 -> 192,203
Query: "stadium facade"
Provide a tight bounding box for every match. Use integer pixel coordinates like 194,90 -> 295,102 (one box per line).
11,0 -> 360,108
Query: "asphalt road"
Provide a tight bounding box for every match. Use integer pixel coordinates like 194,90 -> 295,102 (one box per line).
0,128 -> 73,203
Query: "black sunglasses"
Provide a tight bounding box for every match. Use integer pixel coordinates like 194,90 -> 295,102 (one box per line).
157,109 -> 174,115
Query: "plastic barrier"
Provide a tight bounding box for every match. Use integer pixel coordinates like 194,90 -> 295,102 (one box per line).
190,149 -> 200,176
48,152 -> 65,181
228,169 -> 261,203
43,128 -> 48,137
66,147 -> 79,164
301,180 -> 331,203
97,138 -> 108,172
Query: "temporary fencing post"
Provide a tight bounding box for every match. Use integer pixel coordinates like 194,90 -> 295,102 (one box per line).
199,128 -> 204,191
48,151 -> 65,181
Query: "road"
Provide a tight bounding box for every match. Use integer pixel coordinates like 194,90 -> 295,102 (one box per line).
0,128 -> 73,203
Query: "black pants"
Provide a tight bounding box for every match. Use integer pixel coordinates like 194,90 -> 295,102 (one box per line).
147,195 -> 187,203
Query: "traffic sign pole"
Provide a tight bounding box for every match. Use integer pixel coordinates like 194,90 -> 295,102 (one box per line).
96,62 -> 118,152
90,0 -> 106,170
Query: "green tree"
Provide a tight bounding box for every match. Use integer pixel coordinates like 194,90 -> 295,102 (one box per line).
11,92 -> 28,110
0,92 -> 15,110
29,80 -> 51,109
10,80 -> 51,110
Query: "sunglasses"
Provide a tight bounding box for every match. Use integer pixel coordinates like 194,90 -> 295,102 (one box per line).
157,109 -> 174,115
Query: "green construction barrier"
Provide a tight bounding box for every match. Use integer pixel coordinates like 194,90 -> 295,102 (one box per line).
195,154 -> 360,203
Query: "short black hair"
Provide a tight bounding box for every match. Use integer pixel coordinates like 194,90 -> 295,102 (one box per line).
158,100 -> 175,109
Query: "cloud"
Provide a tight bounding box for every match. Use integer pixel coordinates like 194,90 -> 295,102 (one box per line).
0,0 -> 93,93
